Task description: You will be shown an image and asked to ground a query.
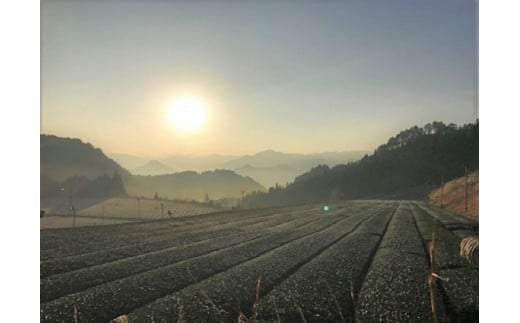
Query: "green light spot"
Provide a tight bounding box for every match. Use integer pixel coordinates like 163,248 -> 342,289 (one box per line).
323,205 -> 329,211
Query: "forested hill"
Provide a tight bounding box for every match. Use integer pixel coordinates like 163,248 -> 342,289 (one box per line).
244,121 -> 478,208
41,134 -> 132,182
40,134 -> 265,200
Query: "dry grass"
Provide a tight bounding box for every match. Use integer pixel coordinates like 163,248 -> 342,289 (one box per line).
73,304 -> 79,323
427,232 -> 440,323
110,314 -> 129,323
176,298 -> 187,323
460,236 -> 479,264
429,171 -> 479,220
236,276 -> 262,323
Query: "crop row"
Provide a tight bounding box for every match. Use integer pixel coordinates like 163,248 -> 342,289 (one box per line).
40,207 -> 284,258
409,204 -> 478,321
40,205 -> 366,323
40,205 -> 338,277
355,203 -> 433,322
41,206 -> 314,263
410,204 -> 474,269
415,202 -> 478,233
254,204 -> 397,322
41,202 -> 335,257
125,206 -> 382,323
40,210 -> 324,302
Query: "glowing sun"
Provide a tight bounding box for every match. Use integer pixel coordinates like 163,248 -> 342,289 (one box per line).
167,97 -> 207,132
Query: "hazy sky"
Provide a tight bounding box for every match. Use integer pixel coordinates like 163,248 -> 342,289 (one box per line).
41,0 -> 478,157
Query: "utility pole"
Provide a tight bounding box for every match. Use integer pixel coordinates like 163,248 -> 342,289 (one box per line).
72,206 -> 76,229
161,202 -> 164,218
137,197 -> 141,220
465,166 -> 469,213
440,176 -> 444,208
102,205 -> 105,225
68,190 -> 75,229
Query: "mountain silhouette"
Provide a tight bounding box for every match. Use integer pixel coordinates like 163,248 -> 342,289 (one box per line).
132,160 -> 174,176
40,135 -> 265,200
244,121 -> 479,208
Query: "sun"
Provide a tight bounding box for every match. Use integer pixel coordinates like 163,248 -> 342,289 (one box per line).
167,97 -> 207,132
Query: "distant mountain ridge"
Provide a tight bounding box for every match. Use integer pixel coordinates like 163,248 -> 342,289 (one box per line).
109,149 -> 368,187
132,160 -> 174,176
40,135 -> 265,200
222,150 -> 367,170
244,121 -> 479,208
225,150 -> 367,187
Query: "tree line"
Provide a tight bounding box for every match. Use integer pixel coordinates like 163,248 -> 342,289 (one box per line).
41,171 -> 127,198
243,121 -> 479,208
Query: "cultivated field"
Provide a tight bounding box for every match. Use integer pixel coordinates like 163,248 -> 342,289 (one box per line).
40,200 -> 478,322
40,198 -> 221,229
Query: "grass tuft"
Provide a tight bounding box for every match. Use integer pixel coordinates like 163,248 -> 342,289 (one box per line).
176,298 -> 187,323
110,314 -> 129,323
460,236 -> 479,264
294,302 -> 308,323
427,232 -> 440,323
73,304 -> 78,323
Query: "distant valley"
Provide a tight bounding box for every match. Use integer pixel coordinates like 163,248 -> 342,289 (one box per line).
109,149 -> 368,187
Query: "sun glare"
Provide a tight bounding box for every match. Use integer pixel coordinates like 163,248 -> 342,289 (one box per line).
167,97 -> 207,132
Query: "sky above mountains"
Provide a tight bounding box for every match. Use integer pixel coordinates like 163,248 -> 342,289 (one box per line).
41,0 -> 478,157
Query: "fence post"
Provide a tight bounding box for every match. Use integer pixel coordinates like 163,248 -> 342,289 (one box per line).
137,197 -> 141,220
465,167 -> 469,213
440,176 -> 444,208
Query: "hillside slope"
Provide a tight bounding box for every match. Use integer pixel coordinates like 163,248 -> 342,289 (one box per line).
41,134 -> 265,200
125,170 -> 265,200
225,150 -> 367,187
429,171 -> 479,220
41,135 -> 131,182
244,121 -> 478,208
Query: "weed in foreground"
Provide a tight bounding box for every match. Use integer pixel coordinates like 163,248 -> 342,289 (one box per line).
323,278 -> 346,323
236,276 -> 262,323
110,314 -> 130,323
460,236 -> 479,264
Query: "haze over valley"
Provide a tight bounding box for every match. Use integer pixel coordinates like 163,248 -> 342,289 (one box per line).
109,149 -> 368,187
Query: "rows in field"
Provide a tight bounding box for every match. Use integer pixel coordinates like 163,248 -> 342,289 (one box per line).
42,201 -> 374,321
40,201 -> 478,323
39,203 -> 340,270
40,209 -> 324,301
40,204 -> 316,260
40,201 -> 377,322
128,203 -> 397,323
